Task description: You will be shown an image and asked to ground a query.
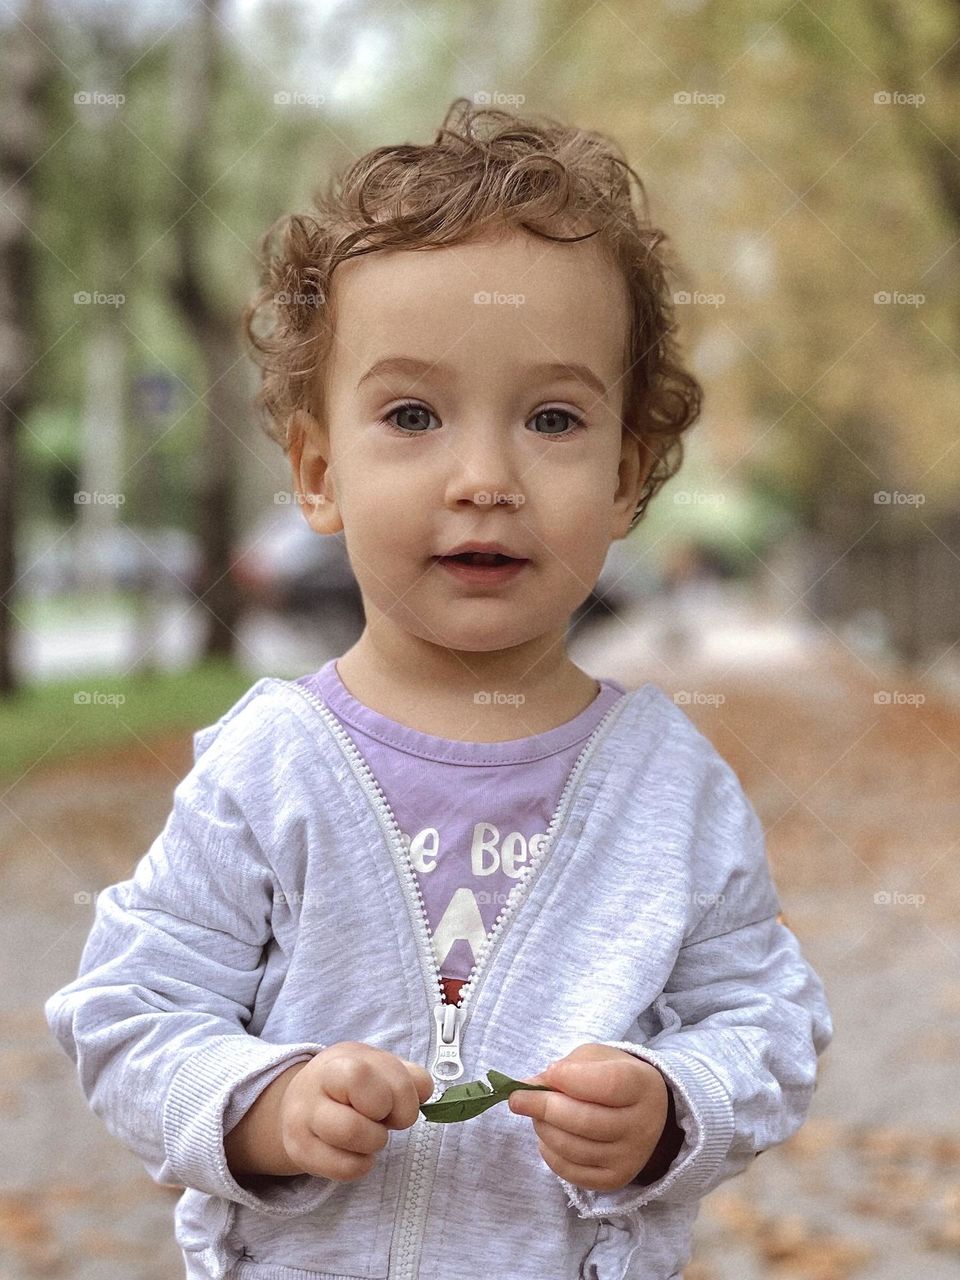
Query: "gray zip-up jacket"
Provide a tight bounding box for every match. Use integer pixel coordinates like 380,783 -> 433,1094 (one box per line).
44,675 -> 834,1280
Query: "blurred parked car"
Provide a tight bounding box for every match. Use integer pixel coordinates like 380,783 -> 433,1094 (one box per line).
568,534 -> 662,637
230,507 -> 365,622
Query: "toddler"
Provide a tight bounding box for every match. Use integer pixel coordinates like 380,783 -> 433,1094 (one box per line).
46,98 -> 833,1280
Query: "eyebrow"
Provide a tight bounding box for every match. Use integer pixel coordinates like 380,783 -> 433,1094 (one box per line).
356,355 -> 608,399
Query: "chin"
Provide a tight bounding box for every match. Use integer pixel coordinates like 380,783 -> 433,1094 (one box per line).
416,621 -> 537,654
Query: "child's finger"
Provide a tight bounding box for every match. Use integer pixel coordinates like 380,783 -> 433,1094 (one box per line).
398,1058 -> 436,1103
509,1072 -> 552,1116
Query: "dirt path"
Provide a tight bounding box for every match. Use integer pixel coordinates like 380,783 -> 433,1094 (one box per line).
578,608 -> 960,1278
2,624 -> 959,1278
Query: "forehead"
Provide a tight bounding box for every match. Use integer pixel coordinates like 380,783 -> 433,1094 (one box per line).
325,229 -> 630,389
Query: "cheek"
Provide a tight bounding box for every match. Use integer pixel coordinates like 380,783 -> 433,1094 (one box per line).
339,461 -> 409,530
539,500 -> 609,566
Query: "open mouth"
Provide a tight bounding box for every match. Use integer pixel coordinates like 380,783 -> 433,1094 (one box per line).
434,552 -> 529,582
441,552 -> 520,566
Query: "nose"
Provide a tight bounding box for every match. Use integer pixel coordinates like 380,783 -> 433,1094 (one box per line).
442,424 -> 526,511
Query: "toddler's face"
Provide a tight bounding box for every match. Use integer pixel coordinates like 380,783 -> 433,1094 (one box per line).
289,226 -> 648,655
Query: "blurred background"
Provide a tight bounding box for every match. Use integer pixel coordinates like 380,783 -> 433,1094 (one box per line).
2,0 -> 959,1276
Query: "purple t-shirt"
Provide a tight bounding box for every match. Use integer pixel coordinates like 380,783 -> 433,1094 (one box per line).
296,659 -> 628,1006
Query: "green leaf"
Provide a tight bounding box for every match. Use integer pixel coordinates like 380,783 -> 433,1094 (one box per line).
419,1069 -> 555,1123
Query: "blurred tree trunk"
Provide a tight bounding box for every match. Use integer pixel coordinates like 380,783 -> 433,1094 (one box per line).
75,44 -> 127,601
0,0 -> 54,697
167,0 -> 241,661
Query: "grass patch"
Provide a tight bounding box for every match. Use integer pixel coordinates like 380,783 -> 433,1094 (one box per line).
0,659 -> 258,781
17,589 -> 133,626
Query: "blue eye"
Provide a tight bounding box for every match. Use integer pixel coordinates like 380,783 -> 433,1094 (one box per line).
379,402 -> 586,439
529,408 -> 585,438
381,403 -> 437,435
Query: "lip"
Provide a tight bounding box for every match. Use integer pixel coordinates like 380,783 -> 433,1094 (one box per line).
433,556 -> 529,586
437,541 -> 526,559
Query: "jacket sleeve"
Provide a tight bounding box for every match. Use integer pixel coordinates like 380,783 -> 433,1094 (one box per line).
560,765 -> 834,1220
43,731 -> 337,1218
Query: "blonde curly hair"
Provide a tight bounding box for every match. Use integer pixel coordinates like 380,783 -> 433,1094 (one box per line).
242,97 -> 703,528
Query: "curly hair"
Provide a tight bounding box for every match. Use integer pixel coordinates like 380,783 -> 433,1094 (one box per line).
242,97 -> 702,528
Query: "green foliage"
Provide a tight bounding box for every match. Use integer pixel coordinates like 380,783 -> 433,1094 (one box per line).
16,0 -> 960,552
0,654 -> 253,779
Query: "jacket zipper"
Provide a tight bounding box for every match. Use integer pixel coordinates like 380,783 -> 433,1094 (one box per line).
286,678 -> 630,1278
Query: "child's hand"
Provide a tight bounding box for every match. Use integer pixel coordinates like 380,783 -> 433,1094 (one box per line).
279,1042 -> 435,1182
508,1043 -> 670,1192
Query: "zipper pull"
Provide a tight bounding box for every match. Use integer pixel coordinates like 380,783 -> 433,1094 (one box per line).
430,1001 -> 464,1082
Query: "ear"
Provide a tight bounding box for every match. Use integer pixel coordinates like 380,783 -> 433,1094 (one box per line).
610,427 -> 654,541
287,408 -> 343,535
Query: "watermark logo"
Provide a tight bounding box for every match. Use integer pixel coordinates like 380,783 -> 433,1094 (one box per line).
74,291 -> 125,308
692,891 -> 726,907
473,490 -> 525,507
873,90 -> 925,107
474,690 -> 526,707
74,490 -> 125,507
274,491 -> 325,506
874,290 -> 924,307
474,290 -> 525,308
673,290 -> 725,307
473,90 -> 526,108
274,290 -> 320,307
873,690 -> 925,706
74,690 -> 126,707
74,91 -> 125,107
674,90 -> 725,108
873,490 -> 925,506
274,889 -> 327,907
672,490 -> 725,506
674,690 -> 726,707
874,889 -> 925,906
274,90 -> 326,108
476,889 -> 513,906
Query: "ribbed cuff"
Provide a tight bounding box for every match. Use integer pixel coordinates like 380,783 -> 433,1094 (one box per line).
559,1040 -> 735,1218
163,1033 -> 337,1216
